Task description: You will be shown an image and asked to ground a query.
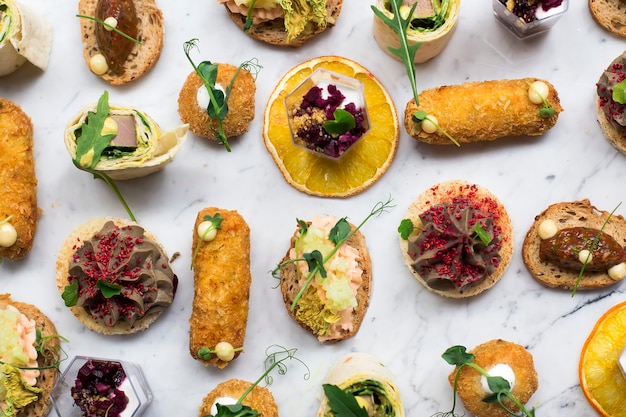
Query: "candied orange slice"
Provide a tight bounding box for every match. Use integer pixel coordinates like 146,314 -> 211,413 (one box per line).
579,300 -> 626,417
263,56 -> 399,198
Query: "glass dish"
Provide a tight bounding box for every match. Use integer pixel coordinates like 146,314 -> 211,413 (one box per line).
50,356 -> 153,417
492,0 -> 568,38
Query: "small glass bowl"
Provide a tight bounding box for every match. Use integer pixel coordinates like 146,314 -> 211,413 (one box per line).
284,68 -> 371,159
50,356 -> 153,417
492,0 -> 568,38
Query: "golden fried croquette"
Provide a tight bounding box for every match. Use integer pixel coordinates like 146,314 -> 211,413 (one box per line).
198,379 -> 278,417
178,64 -> 256,140
448,339 -> 538,417
0,99 -> 38,261
406,78 -> 563,145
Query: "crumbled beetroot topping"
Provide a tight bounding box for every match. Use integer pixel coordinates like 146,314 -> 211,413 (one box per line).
291,84 -> 368,159
71,359 -> 129,417
499,0 -> 564,23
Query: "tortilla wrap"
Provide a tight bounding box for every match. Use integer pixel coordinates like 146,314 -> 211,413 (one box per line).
0,0 -> 52,76
372,0 -> 460,63
318,352 -> 405,417
64,103 -> 188,180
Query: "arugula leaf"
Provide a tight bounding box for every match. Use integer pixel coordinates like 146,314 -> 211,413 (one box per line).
324,109 -> 356,135
614,80 -> 626,104
398,218 -> 414,240
96,279 -> 121,298
61,281 -> 79,307
323,384 -> 369,417
74,91 -> 116,170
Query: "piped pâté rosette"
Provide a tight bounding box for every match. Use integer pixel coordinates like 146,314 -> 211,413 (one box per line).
399,181 -> 513,298
56,217 -> 178,335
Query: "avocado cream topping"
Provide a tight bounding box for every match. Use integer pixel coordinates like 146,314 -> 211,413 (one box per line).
66,221 -> 177,327
407,198 -> 502,292
597,52 -> 626,136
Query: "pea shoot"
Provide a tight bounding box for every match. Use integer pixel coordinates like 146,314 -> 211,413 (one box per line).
190,213 -> 224,269
197,341 -> 242,362
435,345 -> 536,417
75,14 -> 142,45
243,0 -> 258,31
183,39 -> 262,152
526,81 -> 555,119
271,198 -> 394,311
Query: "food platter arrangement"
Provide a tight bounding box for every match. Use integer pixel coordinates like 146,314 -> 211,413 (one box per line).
1,0 -> 626,416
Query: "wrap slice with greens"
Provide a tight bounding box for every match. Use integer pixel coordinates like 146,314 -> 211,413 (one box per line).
318,352 -> 405,417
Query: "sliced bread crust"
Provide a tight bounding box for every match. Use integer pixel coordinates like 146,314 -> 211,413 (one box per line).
589,0 -> 626,37
78,0 -> 164,85
224,0 -> 342,47
400,180 -> 513,298
596,96 -> 626,154
279,221 -> 371,343
0,294 -> 60,417
522,199 -> 626,290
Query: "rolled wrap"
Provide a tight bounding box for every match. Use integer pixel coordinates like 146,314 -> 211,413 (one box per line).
318,352 -> 405,417
64,102 -> 188,180
372,0 -> 460,63
0,0 -> 52,76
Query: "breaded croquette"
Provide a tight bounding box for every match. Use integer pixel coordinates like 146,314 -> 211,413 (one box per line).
405,78 -> 562,145
0,99 -> 38,261
189,208 -> 251,368
178,64 -> 256,140
198,379 -> 278,417
448,339 -> 538,417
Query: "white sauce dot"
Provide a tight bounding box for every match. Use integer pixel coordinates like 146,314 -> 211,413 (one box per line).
0,223 -> 17,247
90,54 -> 109,75
197,221 -> 218,242
537,219 -> 557,239
421,115 -> 438,134
104,16 -> 118,31
215,341 -> 235,362
196,83 -> 225,111
578,249 -> 592,265
210,396 -> 238,415
608,263 -> 626,281
528,81 -> 549,105
481,363 -> 516,394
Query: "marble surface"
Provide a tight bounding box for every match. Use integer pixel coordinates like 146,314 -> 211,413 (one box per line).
1,1 -> 625,416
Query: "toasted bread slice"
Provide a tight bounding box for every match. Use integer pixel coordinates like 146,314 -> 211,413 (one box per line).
400,180 -> 513,298
198,379 -> 278,417
56,217 -> 177,334
589,0 -> 626,37
78,0 -> 164,85
223,0 -> 342,47
0,294 -> 60,417
596,95 -> 626,154
522,199 -> 626,290
279,219 -> 371,343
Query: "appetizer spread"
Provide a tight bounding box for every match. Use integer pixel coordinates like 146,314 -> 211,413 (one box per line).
0,294 -> 62,417
522,199 -> 626,291
399,181 -> 513,297
56,217 -> 178,335
596,50 -> 626,154
217,0 -> 342,47
0,99 -> 38,262
0,0 -> 51,76
317,352 -> 405,417
189,208 -> 251,368
78,0 -> 164,84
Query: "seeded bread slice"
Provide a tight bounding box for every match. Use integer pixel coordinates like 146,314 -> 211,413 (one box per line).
589,0 -> 626,37
400,180 -> 513,298
78,0 -> 164,85
0,294 -> 60,417
279,220 -> 371,343
56,217 -> 175,334
224,0 -> 343,47
522,199 -> 626,290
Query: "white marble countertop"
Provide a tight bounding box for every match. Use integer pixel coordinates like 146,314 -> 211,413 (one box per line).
1,0 -> 625,416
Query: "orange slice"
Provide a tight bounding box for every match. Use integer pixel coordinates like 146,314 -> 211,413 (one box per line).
579,300 -> 626,417
263,56 -> 399,198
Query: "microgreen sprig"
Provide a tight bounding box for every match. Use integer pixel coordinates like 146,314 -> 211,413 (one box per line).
435,345 -> 536,417
72,91 -> 136,221
203,345 -> 309,417
1,330 -> 69,372
243,0 -> 258,31
413,110 -> 460,146
183,39 -> 262,152
525,81 -> 555,119
190,213 -> 224,270
271,198 -> 394,311
76,14 -> 142,45
571,202 -> 622,297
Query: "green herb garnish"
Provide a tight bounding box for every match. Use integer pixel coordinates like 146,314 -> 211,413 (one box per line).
190,213 -> 224,270
614,79 -> 626,104
183,39 -> 262,152
398,218 -> 415,240
324,108 -> 356,136
272,197 -> 394,311
202,345 -> 309,417
76,14 -> 142,45
526,81 -> 555,119
412,110 -> 460,146
571,202 -> 622,296
61,281 -> 79,307
371,0 -> 459,146
72,91 -> 137,221
473,224 -> 492,246
96,279 -> 122,298
243,0 -> 258,31
435,345 -> 535,417
323,384 -> 369,417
